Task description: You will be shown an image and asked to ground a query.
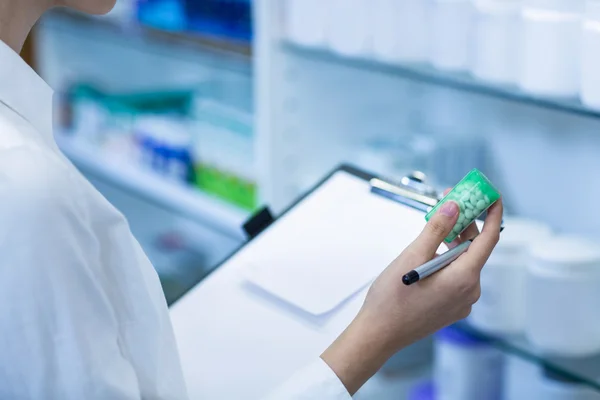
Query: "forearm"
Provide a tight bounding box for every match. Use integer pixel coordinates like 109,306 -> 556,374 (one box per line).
320,311 -> 395,395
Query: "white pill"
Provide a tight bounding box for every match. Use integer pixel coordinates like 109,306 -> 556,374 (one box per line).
465,209 -> 474,219
484,195 -> 490,204
476,199 -> 486,209
458,213 -> 466,224
464,201 -> 474,210
453,224 -> 463,234
470,194 -> 478,205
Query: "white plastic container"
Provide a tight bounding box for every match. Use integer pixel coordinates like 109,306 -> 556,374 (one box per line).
327,0 -> 371,57
469,218 -> 552,335
526,236 -> 600,357
581,0 -> 600,109
471,0 -> 521,84
286,0 -> 330,47
518,0 -> 584,97
370,0 -> 430,63
434,326 -> 503,400
504,355 -> 600,400
430,0 -> 474,71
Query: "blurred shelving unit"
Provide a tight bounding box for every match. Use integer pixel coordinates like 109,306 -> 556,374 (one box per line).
284,43 -> 600,120
31,3 -> 255,302
44,8 -> 252,60
57,135 -> 249,240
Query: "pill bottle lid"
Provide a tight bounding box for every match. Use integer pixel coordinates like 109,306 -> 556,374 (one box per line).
408,382 -> 436,400
530,235 -> 600,267
435,325 -> 492,346
523,0 -> 584,13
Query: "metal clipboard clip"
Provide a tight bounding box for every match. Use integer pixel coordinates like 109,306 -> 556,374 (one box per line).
370,171 -> 440,213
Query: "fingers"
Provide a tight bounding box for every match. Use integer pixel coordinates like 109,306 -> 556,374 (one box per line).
459,199 -> 504,270
460,222 -> 480,241
407,201 -> 460,259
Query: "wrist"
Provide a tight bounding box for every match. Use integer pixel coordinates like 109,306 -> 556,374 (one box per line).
321,311 -> 395,395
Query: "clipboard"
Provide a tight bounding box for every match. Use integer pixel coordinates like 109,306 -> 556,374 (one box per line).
173,164 -> 491,316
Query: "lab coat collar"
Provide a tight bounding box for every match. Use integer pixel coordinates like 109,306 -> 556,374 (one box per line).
0,40 -> 54,136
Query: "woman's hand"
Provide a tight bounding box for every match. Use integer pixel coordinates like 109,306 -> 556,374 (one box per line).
321,198 -> 503,395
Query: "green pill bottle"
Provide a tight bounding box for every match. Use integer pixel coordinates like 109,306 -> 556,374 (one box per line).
426,169 -> 501,243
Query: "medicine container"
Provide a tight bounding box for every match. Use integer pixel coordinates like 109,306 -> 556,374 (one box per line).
469,218 -> 552,335
526,236 -> 600,357
434,325 -> 503,400
327,0 -> 371,57
192,100 -> 257,211
370,0 -> 430,64
285,0 -> 329,47
408,382 -> 436,400
518,0 -> 584,96
430,0 -> 473,71
471,0 -> 521,84
581,0 -> 600,109
135,116 -> 193,184
425,169 -> 501,243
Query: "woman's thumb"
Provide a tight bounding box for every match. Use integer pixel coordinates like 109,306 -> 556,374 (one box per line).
410,201 -> 460,257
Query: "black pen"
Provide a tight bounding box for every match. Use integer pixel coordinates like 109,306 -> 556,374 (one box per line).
402,240 -> 473,285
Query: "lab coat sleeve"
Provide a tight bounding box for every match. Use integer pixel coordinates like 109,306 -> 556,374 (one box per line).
263,358 -> 352,400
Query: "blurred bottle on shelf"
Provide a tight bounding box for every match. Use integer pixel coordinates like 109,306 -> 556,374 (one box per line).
370,0 -> 430,64
434,325 -> 503,400
430,0 -> 473,71
60,81 -> 257,211
134,115 -> 194,184
526,235 -> 600,357
191,99 -> 257,211
518,0 -> 584,97
183,0 -> 253,41
408,382 -> 436,400
471,0 -> 521,85
136,0 -> 187,31
504,355 -> 600,400
469,218 -> 553,336
327,0 -> 371,57
286,0 -> 329,47
581,0 -> 600,109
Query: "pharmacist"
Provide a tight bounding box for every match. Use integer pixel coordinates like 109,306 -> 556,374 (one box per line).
0,0 -> 503,399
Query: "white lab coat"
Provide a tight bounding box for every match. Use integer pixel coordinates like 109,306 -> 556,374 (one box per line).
0,40 -> 351,400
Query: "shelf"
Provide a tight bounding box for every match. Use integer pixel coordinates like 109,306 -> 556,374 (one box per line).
40,9 -> 252,61
456,322 -> 600,392
283,42 -> 600,120
56,136 -> 250,241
